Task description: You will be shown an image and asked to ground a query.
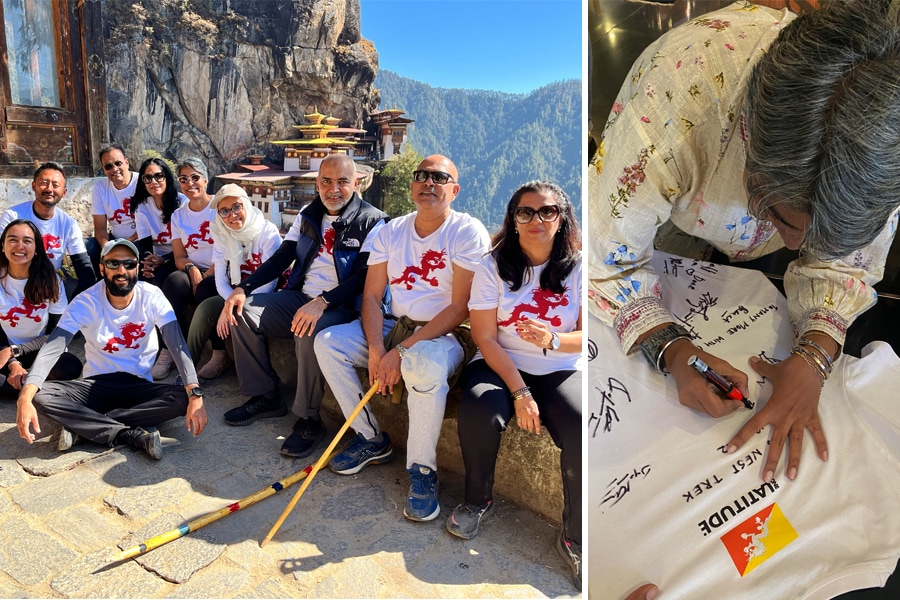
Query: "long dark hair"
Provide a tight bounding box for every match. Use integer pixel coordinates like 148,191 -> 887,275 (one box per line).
131,158 -> 179,225
0,219 -> 60,303
491,180 -> 580,293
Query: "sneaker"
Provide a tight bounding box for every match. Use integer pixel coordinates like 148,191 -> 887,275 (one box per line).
446,500 -> 495,539
556,530 -> 582,592
56,427 -> 79,452
329,432 -> 393,475
404,464 -> 440,522
197,350 -> 231,380
117,427 -> 163,460
280,417 -> 325,458
151,348 -> 175,379
223,393 -> 287,426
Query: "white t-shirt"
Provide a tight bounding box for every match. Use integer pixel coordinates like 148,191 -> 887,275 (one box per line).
212,220 -> 283,298
368,211 -> 490,322
301,215 -> 340,299
58,281 -> 177,381
134,194 -> 187,256
469,253 -> 582,375
0,275 -> 67,345
0,203 -> 88,270
91,173 -> 138,239
590,253 -> 900,600
170,200 -> 215,269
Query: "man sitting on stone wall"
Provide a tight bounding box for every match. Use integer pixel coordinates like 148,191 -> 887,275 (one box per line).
16,239 -> 207,459
85,143 -> 139,277
314,154 -> 490,522
219,153 -> 388,459
0,161 -> 97,299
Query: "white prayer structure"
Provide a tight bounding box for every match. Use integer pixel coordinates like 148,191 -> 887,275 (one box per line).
590,252 -> 900,600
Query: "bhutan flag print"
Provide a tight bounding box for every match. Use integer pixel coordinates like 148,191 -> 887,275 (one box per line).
720,503 -> 797,576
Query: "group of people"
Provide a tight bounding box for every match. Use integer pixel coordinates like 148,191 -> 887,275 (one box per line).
1,149 -> 584,589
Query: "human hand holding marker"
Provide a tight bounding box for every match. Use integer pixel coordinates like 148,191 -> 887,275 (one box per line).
662,339 -> 747,418
687,355 -> 754,409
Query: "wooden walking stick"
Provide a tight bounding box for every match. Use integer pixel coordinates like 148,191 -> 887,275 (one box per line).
110,449 -> 340,562
261,381 -> 380,547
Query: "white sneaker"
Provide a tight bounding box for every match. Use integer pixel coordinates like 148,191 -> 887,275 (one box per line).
151,348 -> 175,379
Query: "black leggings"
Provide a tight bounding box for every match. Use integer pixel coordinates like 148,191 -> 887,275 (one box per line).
457,359 -> 582,543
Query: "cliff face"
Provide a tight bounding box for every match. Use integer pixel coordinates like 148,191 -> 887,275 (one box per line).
102,0 -> 379,174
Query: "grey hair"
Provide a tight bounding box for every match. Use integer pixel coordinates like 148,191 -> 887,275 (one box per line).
176,156 -> 209,180
745,0 -> 900,261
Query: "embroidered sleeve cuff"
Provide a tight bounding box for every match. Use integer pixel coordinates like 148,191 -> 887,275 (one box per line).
794,308 -> 849,349
613,296 -> 675,354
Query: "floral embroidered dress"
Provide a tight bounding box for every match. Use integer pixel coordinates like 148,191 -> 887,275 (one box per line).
588,1 -> 899,354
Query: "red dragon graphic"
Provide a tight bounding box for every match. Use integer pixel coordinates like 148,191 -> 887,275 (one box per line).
0,298 -> 47,327
497,287 -> 569,328
240,252 -> 263,278
103,321 -> 147,353
42,234 -> 61,259
110,197 -> 132,224
318,227 -> 336,256
390,249 -> 447,290
154,223 -> 173,246
185,221 -> 212,250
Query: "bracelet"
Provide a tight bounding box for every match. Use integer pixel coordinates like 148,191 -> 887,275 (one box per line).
639,323 -> 692,374
319,294 -> 330,306
510,386 -> 531,401
791,346 -> 827,386
798,337 -> 835,370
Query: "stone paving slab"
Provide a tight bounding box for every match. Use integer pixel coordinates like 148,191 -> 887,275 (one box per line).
49,548 -> 168,598
45,503 -> 132,553
8,466 -> 109,516
0,516 -> 79,586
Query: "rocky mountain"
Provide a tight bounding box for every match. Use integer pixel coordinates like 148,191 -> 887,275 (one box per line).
102,0 -> 378,176
374,70 -> 582,231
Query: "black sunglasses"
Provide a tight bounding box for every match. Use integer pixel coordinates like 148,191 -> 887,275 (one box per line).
103,259 -> 139,270
413,170 -> 455,185
514,205 -> 561,224
217,202 -> 244,218
178,173 -> 203,184
142,172 -> 166,184
103,160 -> 125,172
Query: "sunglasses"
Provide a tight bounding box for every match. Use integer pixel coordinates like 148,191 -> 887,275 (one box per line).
412,170 -> 455,185
514,205 -> 561,225
142,172 -> 166,184
178,173 -> 203,185
103,259 -> 138,270
217,202 -> 243,218
103,160 -> 125,172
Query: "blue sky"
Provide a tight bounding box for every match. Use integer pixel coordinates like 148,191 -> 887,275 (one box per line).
360,0 -> 583,95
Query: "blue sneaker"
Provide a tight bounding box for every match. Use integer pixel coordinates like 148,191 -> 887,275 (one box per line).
329,432 -> 393,475
404,463 -> 440,521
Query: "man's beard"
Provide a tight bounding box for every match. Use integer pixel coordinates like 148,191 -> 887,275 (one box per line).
106,273 -> 137,296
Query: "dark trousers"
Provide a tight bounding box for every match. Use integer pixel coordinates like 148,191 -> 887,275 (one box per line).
0,351 -> 82,397
163,271 -> 218,338
33,372 -> 188,445
458,359 -> 582,544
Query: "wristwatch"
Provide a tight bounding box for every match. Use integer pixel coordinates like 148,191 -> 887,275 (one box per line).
549,332 -> 560,351
396,344 -> 409,359
189,386 -> 204,398
10,344 -> 21,358
639,323 -> 692,373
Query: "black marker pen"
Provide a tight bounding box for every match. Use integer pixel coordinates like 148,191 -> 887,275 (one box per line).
687,355 -> 754,410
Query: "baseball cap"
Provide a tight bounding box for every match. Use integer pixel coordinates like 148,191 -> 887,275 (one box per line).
100,238 -> 139,259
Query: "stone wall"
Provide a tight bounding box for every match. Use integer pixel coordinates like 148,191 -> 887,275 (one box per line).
0,178 -> 97,235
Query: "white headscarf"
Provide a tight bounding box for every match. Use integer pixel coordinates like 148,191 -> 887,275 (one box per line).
209,184 -> 267,285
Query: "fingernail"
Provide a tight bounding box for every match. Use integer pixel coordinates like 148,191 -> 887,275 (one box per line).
749,356 -> 759,363
764,470 -> 774,481
646,589 -> 658,600
822,450 -> 828,461
726,444 -> 736,454
788,467 -> 797,480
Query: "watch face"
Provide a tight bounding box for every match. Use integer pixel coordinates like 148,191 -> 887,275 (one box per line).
190,387 -> 203,397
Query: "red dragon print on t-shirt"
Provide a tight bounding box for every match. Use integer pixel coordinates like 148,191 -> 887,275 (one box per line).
154,223 -> 173,246
240,252 -> 263,278
42,234 -> 61,260
0,298 -> 47,328
497,287 -> 569,328
390,249 -> 447,290
103,321 -> 147,353
317,227 -> 336,256
110,197 -> 132,224
185,221 -> 212,249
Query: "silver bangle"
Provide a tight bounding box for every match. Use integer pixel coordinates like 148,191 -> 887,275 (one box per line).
656,335 -> 692,374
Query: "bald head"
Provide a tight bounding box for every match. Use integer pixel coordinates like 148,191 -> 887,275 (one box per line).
418,155 -> 458,181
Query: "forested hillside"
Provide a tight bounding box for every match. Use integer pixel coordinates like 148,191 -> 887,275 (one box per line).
374,71 -> 582,231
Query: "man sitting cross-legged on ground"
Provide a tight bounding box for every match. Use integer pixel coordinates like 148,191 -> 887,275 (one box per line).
315,154 -> 490,522
15,239 -> 208,459
220,153 -> 387,458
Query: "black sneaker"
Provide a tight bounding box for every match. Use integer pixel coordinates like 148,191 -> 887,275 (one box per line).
280,417 -> 325,458
556,530 -> 582,592
116,427 -> 162,460
446,500 -> 494,539
223,394 -> 287,426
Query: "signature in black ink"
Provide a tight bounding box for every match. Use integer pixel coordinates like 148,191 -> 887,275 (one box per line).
601,465 -> 652,509
589,377 -> 630,437
588,338 -> 598,361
